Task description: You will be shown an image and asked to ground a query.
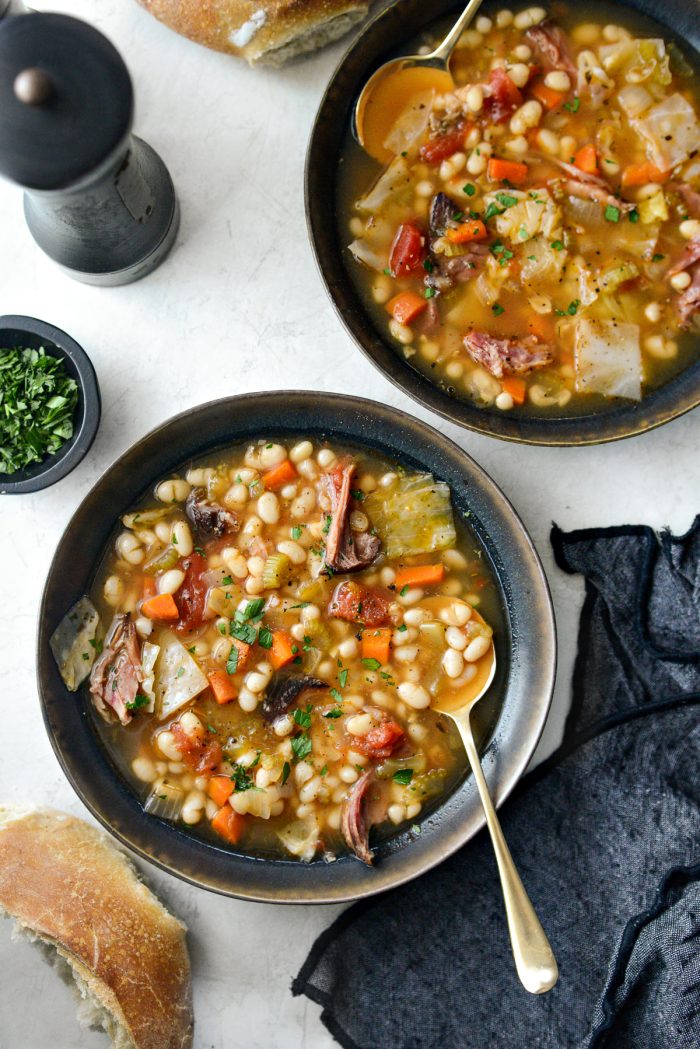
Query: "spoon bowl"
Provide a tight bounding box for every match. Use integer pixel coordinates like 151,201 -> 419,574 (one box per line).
354,0 -> 485,163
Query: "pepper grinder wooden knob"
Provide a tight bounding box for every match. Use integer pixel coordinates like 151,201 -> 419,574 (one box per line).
0,13 -> 179,285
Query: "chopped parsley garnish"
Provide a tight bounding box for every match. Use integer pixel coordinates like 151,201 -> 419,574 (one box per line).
399,584 -> 409,596
281,761 -> 291,786
338,668 -> 348,688
126,693 -> 149,712
322,514 -> 332,535
604,205 -> 620,223
230,621 -> 257,645
628,209 -> 639,223
491,242 -> 514,266
291,526 -> 303,540
222,575 -> 233,585
550,240 -> 564,251
351,488 -> 365,501
362,657 -> 382,671
564,96 -> 580,112
291,733 -> 312,762
231,764 -> 253,791
194,545 -> 205,556
423,257 -> 434,273
464,183 -> 476,196
320,765 -> 328,777
483,201 -> 504,221
226,646 -> 239,675
218,622 -> 227,635
330,687 -> 342,703
0,346 -> 79,475
258,626 -> 273,649
88,638 -> 103,655
495,191 -> 518,208
652,253 -> 665,262
323,708 -> 343,719
555,299 -> 580,317
425,287 -> 436,299
293,704 -> 313,729
176,666 -> 185,678
393,768 -> 414,785
492,303 -> 506,316
239,598 -> 265,621
397,624 -> 408,632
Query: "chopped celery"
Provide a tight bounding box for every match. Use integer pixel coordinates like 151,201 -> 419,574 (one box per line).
365,472 -> 456,559
262,553 -> 291,589
599,259 -> 640,293
376,753 -> 427,779
144,544 -> 179,573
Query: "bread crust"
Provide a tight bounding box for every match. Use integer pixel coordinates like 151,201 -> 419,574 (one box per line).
0,806 -> 193,1049
137,0 -> 370,65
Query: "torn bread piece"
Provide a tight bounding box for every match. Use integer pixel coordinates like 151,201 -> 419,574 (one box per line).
137,0 -> 370,66
0,806 -> 193,1049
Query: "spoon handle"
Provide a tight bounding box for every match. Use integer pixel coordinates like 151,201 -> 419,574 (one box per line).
429,0 -> 486,63
456,715 -> 559,994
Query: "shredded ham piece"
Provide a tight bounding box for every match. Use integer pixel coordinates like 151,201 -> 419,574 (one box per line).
464,332 -> 554,379
89,614 -> 143,726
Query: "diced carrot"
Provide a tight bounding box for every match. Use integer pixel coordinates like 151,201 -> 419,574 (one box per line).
501,376 -> 527,405
527,311 -> 555,341
621,162 -> 669,187
361,627 -> 392,665
446,218 -> 488,244
207,775 -> 234,807
386,291 -> 428,326
270,630 -> 296,671
208,670 -> 238,705
487,157 -> 529,184
395,563 -> 445,589
574,144 -> 598,175
142,576 -> 157,599
230,637 -> 252,672
530,80 -> 566,111
141,592 -> 179,620
211,805 -> 245,845
262,459 -> 297,490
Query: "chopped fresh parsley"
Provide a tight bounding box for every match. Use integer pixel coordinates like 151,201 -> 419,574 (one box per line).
291,733 -> 312,762
226,646 -> 239,675
281,761 -> 291,786
423,257 -> 434,273
555,299 -> 580,317
126,693 -> 149,712
399,584 -> 409,596
230,621 -> 257,645
483,201 -> 504,221
351,488 -> 365,501
397,624 -> 408,633
464,183 -> 476,196
176,666 -> 185,678
495,191 -> 518,208
492,303 -> 506,316
88,638 -> 103,655
222,575 -> 233,585
231,764 -> 253,791
338,668 -> 348,688
425,287 -> 436,299
0,346 -> 79,475
320,765 -> 328,776
257,626 -> 273,649
652,253 -> 665,262
550,240 -> 564,251
293,704 -> 313,729
323,708 -> 343,719
362,657 -> 382,671
239,598 -> 265,621
393,768 -> 414,785
330,687 -> 342,703
628,209 -> 639,223
564,96 -> 580,112
291,526 -> 303,540
604,205 -> 620,223
322,514 -> 332,535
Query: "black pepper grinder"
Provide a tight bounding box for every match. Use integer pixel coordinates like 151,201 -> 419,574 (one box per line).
0,12 -> 179,285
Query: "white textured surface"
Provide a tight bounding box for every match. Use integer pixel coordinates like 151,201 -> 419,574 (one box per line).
0,2 -> 698,1047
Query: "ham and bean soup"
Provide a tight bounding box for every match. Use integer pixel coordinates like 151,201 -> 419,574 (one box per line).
340,4 -> 700,414
52,439 -> 501,864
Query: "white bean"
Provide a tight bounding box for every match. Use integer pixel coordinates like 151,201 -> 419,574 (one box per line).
508,63 -> 530,88
116,531 -> 143,565
257,491 -> 280,524
380,566 -> 396,586
388,803 -> 406,825
496,392 -> 514,411
510,99 -> 542,135
317,448 -> 336,469
446,626 -> 468,650
186,467 -> 214,485
680,219 -> 700,240
224,483 -> 248,506
299,776 -> 322,803
158,568 -> 185,595
156,478 -> 191,503
346,713 -> 374,736
238,688 -> 258,712
339,765 -> 359,784
297,458 -> 318,481
544,70 -> 571,92
242,514 -> 263,537
291,486 -> 316,518
397,682 -> 431,709
103,575 -> 124,606
245,671 -> 269,694
181,790 -> 206,825
259,443 -> 287,469
670,271 -> 692,292
274,713 -> 294,737
399,587 -> 424,606
132,756 -> 156,782
171,519 -> 193,557
403,607 -> 428,626
277,540 -> 306,564
156,731 -> 181,762
514,7 -> 545,30
465,635 -> 492,662
338,637 -> 358,660
440,602 -> 472,626
496,9 -> 513,28
442,647 -> 465,678
134,616 -> 153,639
395,645 -> 419,663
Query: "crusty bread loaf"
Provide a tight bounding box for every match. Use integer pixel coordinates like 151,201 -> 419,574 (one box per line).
0,806 -> 193,1049
137,0 -> 370,66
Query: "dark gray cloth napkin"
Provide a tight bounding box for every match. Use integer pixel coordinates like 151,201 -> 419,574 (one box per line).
293,518 -> 700,1049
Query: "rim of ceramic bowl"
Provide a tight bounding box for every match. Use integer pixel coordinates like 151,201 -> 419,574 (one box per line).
304,0 -> 700,446
0,315 -> 101,493
37,391 -> 556,903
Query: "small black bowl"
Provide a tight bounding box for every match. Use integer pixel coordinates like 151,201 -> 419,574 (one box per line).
0,315 -> 101,493
305,0 -> 700,445
37,392 -> 556,903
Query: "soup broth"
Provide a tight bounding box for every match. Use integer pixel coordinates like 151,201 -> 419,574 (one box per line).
76,438 -> 503,863
338,2 -> 700,416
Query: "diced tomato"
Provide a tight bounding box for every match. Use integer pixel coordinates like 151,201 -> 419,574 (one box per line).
328,580 -> 391,627
354,720 -> 405,759
419,122 -> 467,165
483,67 -> 523,124
195,740 -> 223,774
174,552 -> 209,634
389,222 -> 425,277
171,723 -> 222,773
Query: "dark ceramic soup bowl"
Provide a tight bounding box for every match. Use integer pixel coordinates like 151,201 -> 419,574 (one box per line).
305,0 -> 700,445
37,392 -> 555,903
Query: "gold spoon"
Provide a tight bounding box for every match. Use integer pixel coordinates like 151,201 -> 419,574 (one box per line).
424,596 -> 559,995
354,0 -> 486,164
